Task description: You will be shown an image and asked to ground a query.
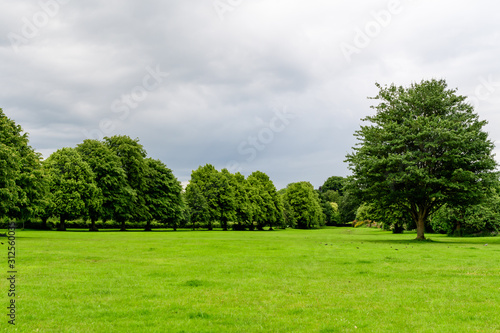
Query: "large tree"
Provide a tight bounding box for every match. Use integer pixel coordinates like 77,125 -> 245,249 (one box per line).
247,171 -> 284,230
0,109 -> 24,219
143,158 -> 183,231
0,108 -> 47,225
187,164 -> 235,230
231,172 -> 253,230
185,182 -> 209,230
319,176 -> 345,196
345,79 -> 497,240
104,135 -> 148,230
44,148 -> 101,231
76,139 -> 131,231
283,182 -> 325,229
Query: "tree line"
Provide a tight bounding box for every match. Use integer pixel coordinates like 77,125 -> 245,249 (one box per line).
0,108 -> 336,231
2,79 -> 499,238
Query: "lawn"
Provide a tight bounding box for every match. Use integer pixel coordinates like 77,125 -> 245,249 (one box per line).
2,227 -> 500,332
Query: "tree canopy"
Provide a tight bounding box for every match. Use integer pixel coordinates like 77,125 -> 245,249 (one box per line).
143,158 -> 183,231
282,181 -> 324,229
345,79 -> 498,239
43,147 -> 101,231
76,139 -> 130,231
0,108 -> 47,225
104,135 -> 148,230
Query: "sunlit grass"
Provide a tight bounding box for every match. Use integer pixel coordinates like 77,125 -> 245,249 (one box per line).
4,227 -> 500,332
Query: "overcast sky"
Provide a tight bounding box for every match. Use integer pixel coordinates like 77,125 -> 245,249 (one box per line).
1,0 -> 499,189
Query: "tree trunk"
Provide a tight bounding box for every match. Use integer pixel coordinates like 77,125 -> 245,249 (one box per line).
416,214 -> 426,240
144,220 -> 152,231
41,217 -> 49,230
454,219 -> 462,237
120,220 -> 127,231
57,216 -> 66,231
392,224 -> 404,234
89,218 -> 99,232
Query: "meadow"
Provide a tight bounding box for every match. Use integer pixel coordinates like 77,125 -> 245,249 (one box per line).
3,227 -> 500,332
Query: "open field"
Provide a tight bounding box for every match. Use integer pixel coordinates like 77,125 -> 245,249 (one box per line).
2,227 -> 500,332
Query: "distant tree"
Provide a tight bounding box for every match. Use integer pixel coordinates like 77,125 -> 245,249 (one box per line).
218,169 -> 237,231
247,171 -> 284,230
330,202 -> 341,225
320,197 -> 341,226
76,139 -> 130,231
0,108 -> 51,227
185,182 -> 209,230
431,179 -> 500,236
105,135 -> 147,230
0,142 -> 18,219
320,190 -> 341,205
37,178 -> 55,230
0,115 -> 47,227
188,164 -> 217,230
319,176 -> 345,196
231,172 -> 253,230
368,202 -> 413,233
338,184 -> 362,223
142,158 -> 183,231
188,165 -> 236,230
346,79 -> 497,239
283,182 -> 324,229
9,147 -> 48,228
44,148 -> 101,231
0,109 -> 23,219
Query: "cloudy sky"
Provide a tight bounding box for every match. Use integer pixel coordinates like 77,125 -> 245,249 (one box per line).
1,0 -> 499,189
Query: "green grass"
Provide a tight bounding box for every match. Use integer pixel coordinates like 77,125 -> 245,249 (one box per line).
2,227 -> 500,332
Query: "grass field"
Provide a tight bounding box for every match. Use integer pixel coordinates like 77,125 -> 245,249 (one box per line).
2,227 -> 500,332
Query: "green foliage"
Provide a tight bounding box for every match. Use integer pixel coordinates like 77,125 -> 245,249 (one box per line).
231,172 -> 254,230
318,192 -> 341,225
355,201 -> 412,233
338,184 -> 362,223
319,176 -> 345,196
43,147 -> 101,231
185,182 -> 209,229
143,158 -> 183,231
283,181 -> 324,229
431,189 -> 500,236
188,164 -> 236,230
355,203 -> 374,222
320,189 -> 341,204
345,79 -> 498,239
76,139 -> 131,230
0,108 -> 48,223
105,135 -> 148,230
247,170 -> 284,230
0,109 -> 22,217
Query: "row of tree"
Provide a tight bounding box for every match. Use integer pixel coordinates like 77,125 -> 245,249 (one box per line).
1,108 -> 332,231
2,79 -> 499,238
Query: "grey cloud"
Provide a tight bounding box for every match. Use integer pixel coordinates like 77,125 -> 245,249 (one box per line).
1,0 -> 499,189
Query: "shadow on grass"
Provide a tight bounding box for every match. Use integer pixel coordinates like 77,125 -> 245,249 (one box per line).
29,228 -> 283,233
359,237 -> 499,245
